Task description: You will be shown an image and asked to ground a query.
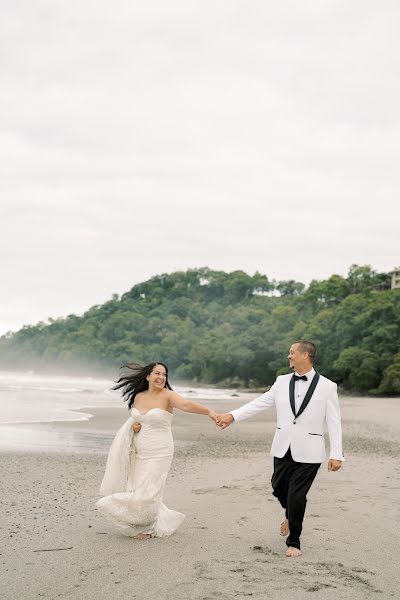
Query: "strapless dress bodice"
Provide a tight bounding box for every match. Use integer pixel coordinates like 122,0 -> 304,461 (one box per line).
130,407 -> 173,432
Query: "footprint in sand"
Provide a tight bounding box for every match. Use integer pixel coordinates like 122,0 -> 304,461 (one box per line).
252,545 -> 280,557
306,561 -> 382,594
306,583 -> 337,592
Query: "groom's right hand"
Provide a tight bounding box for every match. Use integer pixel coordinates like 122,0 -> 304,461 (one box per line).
215,413 -> 234,429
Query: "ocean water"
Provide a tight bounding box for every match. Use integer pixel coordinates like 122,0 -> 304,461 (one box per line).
0,370 -> 250,452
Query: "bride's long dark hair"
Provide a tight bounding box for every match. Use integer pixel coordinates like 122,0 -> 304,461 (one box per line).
112,362 -> 172,409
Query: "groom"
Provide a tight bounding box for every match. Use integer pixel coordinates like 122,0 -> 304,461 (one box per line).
215,340 -> 344,557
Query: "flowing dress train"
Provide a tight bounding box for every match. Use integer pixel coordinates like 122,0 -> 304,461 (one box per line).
96,407 -> 185,537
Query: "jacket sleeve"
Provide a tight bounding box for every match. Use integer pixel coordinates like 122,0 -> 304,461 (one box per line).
230,380 -> 277,422
326,383 -> 345,461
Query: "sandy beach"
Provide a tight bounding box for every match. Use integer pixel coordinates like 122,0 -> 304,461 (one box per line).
1,395 -> 400,600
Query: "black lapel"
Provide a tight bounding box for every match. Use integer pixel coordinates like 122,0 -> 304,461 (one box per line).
289,375 -> 296,416
295,371 -> 320,419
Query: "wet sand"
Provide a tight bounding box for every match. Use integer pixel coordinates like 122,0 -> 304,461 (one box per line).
1,396 -> 400,599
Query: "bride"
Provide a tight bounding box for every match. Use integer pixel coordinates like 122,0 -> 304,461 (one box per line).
96,361 -> 217,539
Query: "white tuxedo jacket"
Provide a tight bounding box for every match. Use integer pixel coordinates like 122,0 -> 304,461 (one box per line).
230,373 -> 344,463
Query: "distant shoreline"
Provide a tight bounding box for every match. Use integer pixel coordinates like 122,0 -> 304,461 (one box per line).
1,366 -> 396,397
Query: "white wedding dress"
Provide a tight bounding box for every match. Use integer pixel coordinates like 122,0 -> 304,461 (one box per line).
96,407 -> 185,537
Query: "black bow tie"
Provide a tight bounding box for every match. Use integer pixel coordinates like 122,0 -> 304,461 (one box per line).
293,374 -> 308,382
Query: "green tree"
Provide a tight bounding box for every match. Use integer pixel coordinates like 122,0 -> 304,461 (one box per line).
333,347 -> 381,392
276,280 -> 305,297
375,355 -> 400,394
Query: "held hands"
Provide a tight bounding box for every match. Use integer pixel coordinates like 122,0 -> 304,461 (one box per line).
214,413 -> 234,429
206,409 -> 233,429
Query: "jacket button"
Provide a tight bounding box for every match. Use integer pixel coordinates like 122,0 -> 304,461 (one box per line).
293,420 -> 296,424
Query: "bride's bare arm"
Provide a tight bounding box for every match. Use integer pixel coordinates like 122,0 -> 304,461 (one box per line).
168,391 -> 217,420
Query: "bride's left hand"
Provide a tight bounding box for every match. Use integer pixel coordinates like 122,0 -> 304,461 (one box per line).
132,422 -> 142,433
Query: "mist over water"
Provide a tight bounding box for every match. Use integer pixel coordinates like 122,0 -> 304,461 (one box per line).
0,370 -> 115,424
0,370 -> 252,425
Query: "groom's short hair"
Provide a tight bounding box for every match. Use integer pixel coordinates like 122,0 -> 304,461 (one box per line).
294,340 -> 316,362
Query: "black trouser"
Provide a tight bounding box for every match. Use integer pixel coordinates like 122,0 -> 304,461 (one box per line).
271,447 -> 320,550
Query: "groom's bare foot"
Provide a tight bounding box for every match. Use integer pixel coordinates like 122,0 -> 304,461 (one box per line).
280,519 -> 289,536
286,546 -> 302,558
134,532 -> 152,540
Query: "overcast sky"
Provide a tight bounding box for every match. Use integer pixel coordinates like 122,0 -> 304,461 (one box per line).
1,1 -> 399,335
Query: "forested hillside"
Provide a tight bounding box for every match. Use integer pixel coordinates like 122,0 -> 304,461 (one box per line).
1,265 -> 399,394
